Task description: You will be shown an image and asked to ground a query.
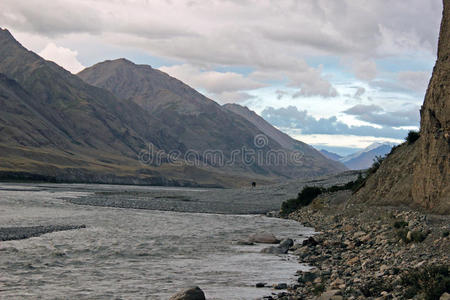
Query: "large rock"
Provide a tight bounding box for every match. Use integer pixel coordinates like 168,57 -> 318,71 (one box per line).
261,238 -> 294,254
249,233 -> 280,244
353,0 -> 450,214
169,287 -> 206,300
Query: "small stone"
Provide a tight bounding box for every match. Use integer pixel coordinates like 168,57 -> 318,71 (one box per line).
256,282 -> 266,288
440,293 -> 450,300
406,231 -> 412,241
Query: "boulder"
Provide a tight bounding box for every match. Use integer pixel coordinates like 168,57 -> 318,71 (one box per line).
249,233 -> 280,244
169,287 -> 206,300
273,283 -> 288,290
261,238 -> 293,254
279,238 -> 294,249
261,246 -> 286,254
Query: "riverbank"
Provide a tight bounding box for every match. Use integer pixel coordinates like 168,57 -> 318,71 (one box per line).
265,191 -> 450,299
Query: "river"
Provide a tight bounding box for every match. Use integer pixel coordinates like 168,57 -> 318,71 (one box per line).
0,183 -> 314,299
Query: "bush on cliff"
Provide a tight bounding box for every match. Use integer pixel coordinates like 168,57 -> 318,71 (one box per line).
406,130 -> 420,145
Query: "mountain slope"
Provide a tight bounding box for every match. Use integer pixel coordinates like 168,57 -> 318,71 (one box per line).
0,28 -> 345,186
78,60 -> 346,178
0,29 -> 259,186
340,142 -> 395,170
319,149 -> 342,162
353,2 -> 450,214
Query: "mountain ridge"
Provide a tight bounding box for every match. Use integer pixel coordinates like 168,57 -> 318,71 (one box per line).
79,59 -> 347,179
0,28 -> 345,186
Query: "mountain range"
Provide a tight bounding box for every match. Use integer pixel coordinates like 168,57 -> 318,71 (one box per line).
0,28 -> 345,187
320,142 -> 397,170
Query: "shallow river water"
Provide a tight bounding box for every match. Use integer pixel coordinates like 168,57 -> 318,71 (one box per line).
0,183 -> 313,299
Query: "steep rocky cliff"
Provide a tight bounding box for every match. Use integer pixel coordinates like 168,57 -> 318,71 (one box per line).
353,1 -> 450,214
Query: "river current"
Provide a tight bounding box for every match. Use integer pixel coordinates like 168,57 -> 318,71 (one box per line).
0,183 -> 313,299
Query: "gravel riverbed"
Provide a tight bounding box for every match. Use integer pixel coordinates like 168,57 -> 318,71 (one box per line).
261,191 -> 450,300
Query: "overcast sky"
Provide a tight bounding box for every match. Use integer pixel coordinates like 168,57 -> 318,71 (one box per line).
0,0 -> 442,155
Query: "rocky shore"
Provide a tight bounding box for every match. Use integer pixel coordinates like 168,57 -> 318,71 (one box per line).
262,191 -> 449,299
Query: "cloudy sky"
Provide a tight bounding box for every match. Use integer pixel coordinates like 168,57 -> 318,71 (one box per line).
0,0 -> 442,155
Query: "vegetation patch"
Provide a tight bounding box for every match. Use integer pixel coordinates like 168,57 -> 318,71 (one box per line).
397,229 -> 428,243
400,265 -> 450,300
280,173 -> 367,215
312,283 -> 325,296
393,220 -> 408,229
360,278 -> 393,298
406,130 -> 420,145
280,186 -> 324,216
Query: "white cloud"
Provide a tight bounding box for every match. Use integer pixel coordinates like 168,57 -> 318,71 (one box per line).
352,59 -> 378,81
38,42 -> 84,73
286,132 -> 403,150
397,71 -> 431,93
159,64 -> 265,94
0,0 -> 441,69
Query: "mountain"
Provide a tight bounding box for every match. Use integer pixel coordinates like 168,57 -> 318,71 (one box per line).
78,60 -> 346,179
319,149 -> 342,162
223,104 -> 347,172
353,2 -> 450,214
0,28 -> 202,186
339,142 -> 396,170
0,28 -> 345,186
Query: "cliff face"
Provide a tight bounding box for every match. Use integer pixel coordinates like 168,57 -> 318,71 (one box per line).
412,0 -> 450,212
354,1 -> 450,214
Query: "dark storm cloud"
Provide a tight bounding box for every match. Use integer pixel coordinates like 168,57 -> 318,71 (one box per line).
343,104 -> 420,127
261,106 -> 409,139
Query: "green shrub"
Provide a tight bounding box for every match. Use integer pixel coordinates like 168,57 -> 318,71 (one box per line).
393,220 -> 408,229
406,130 -> 420,144
280,186 -> 323,216
400,265 -> 450,300
410,231 -> 428,243
397,229 -> 428,243
367,155 -> 385,176
325,172 -> 366,194
360,278 -> 392,297
397,229 -> 408,242
313,283 -> 325,295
